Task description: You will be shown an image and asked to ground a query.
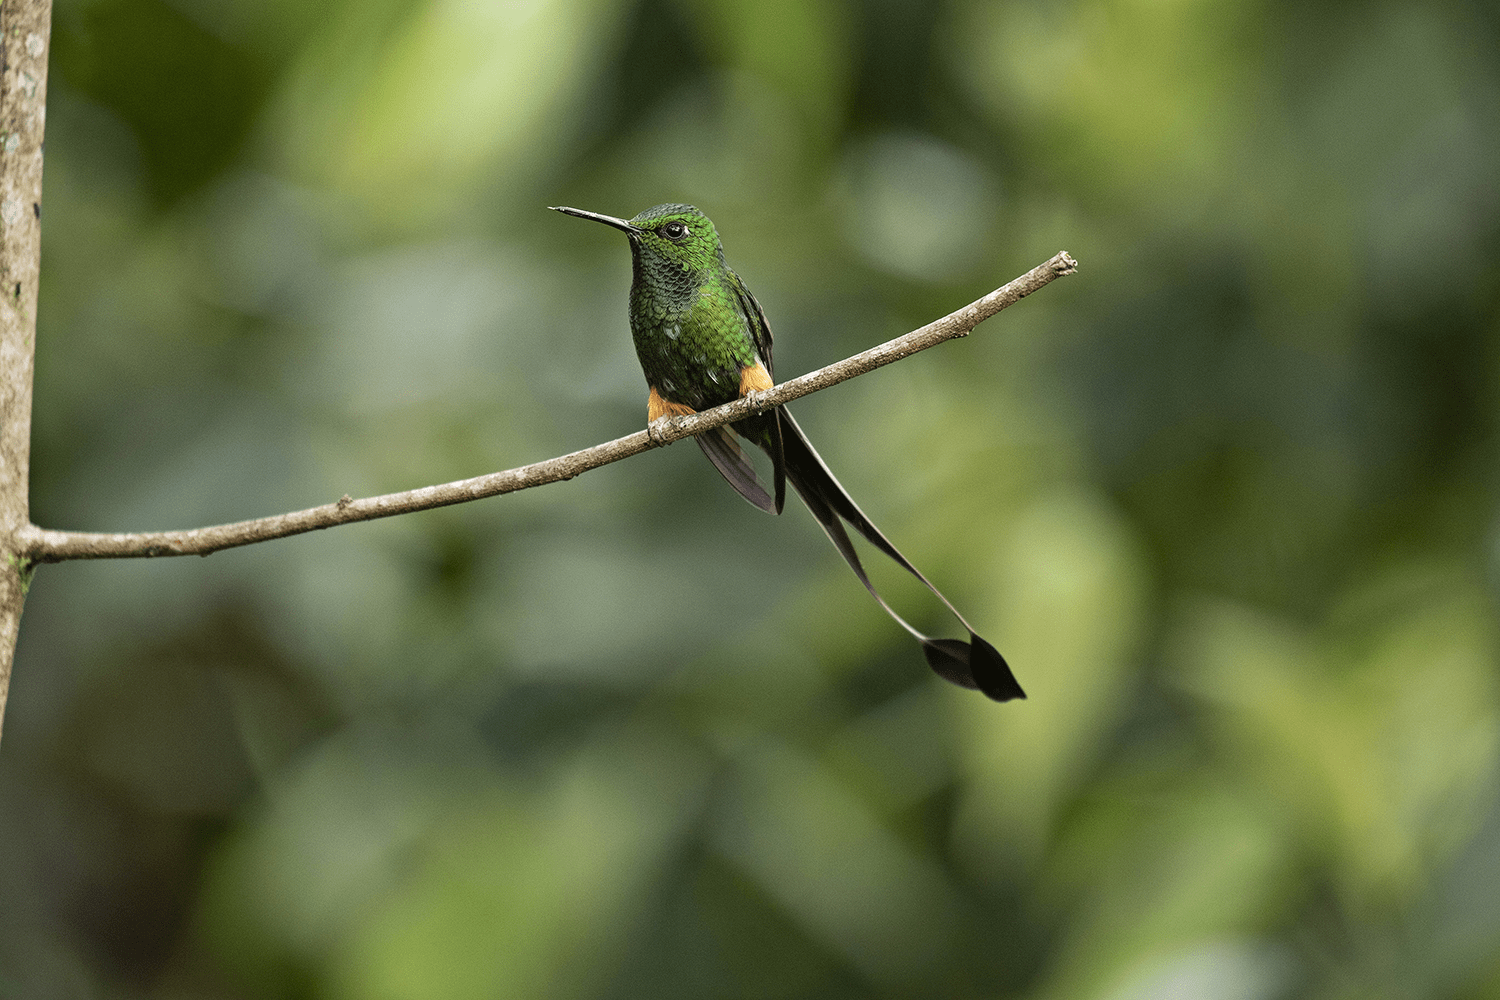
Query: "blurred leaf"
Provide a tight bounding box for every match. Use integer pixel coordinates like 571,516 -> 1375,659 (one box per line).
273,0 -> 627,228
954,488 -> 1150,866
672,0 -> 854,138
715,739 -> 965,992
1170,564 -> 1500,907
328,728 -> 705,1000
52,0 -> 273,204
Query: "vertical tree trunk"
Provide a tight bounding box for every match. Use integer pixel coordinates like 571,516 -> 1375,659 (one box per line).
0,0 -> 49,742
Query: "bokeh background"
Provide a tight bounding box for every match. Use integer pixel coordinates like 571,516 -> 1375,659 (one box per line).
2,0 -> 1498,996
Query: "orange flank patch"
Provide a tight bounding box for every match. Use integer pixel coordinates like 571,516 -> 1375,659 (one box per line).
648,385 -> 697,422
739,362 -> 774,396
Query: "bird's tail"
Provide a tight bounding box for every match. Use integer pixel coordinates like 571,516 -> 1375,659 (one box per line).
775,409 -> 1024,702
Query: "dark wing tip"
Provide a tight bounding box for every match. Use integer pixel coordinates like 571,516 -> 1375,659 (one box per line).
922,634 -> 1025,702
696,428 -> 779,513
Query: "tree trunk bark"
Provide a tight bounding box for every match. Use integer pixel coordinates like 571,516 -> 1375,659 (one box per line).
0,0 -> 50,743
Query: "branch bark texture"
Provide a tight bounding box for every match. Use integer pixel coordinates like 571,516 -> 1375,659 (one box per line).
0,0 -> 50,742
19,251 -> 1077,563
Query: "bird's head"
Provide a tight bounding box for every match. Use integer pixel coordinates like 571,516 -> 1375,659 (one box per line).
551,203 -> 725,273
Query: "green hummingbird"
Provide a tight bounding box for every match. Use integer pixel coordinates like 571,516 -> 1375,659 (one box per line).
551,203 -> 1024,701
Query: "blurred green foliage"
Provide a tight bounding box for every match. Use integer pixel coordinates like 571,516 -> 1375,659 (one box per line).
1,0 -> 1497,996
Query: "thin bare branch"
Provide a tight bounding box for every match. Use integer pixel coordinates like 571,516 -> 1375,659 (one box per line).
19,251 -> 1077,564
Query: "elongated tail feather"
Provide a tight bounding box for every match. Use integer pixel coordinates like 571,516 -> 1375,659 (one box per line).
776,409 -> 1024,702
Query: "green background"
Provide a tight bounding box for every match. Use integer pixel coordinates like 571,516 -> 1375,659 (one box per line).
3,0 -> 1498,996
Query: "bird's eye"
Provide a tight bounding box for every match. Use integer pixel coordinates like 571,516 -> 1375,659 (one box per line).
661,222 -> 688,240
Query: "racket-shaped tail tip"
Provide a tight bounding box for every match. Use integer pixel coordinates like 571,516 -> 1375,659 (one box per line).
970,632 -> 1025,701
922,635 -> 1025,702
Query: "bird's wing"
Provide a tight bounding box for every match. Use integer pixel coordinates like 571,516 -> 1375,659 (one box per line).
728,268 -> 774,378
695,426 -> 778,513
723,270 -> 786,512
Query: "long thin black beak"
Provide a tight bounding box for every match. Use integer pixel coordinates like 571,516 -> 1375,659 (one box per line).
549,206 -> 641,235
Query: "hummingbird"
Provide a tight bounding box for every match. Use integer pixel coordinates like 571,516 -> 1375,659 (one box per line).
551,203 -> 1024,701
